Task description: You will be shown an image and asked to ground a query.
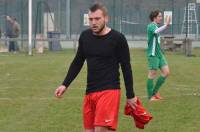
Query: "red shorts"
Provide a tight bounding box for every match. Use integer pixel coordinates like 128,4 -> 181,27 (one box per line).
83,89 -> 121,131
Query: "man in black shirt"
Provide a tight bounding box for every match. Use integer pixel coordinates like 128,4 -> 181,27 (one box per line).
55,3 -> 137,132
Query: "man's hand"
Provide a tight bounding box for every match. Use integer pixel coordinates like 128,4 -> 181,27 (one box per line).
166,15 -> 171,26
55,85 -> 67,98
127,96 -> 137,109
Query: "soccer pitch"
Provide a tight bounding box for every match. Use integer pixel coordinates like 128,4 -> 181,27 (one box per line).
0,48 -> 200,132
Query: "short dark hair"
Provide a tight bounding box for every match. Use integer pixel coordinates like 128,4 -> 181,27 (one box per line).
11,16 -> 16,21
149,10 -> 161,21
89,3 -> 108,16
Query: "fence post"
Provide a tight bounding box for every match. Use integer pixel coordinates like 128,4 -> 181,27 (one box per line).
183,38 -> 192,56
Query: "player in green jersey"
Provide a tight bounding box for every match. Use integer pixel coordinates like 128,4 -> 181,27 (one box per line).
146,10 -> 171,101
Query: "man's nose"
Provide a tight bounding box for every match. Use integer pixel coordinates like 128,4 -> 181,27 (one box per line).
92,19 -> 97,25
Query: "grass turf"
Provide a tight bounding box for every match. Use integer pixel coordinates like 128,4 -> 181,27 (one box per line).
0,48 -> 200,132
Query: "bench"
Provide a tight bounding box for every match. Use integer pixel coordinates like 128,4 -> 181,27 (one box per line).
160,37 -> 192,56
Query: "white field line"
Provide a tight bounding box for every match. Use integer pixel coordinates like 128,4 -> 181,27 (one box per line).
0,84 -> 199,100
0,93 -> 199,101
0,84 -> 199,90
0,96 -> 82,101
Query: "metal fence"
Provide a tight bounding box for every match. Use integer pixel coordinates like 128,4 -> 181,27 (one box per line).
0,0 -> 199,52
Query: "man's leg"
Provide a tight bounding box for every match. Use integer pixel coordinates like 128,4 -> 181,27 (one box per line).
8,41 -> 11,52
152,65 -> 170,96
9,41 -> 13,52
85,129 -> 94,132
83,95 -> 95,132
94,90 -> 120,131
152,54 -> 170,96
14,41 -> 17,52
15,40 -> 19,52
147,70 -> 157,99
95,126 -> 115,132
147,56 -> 159,99
11,41 -> 15,52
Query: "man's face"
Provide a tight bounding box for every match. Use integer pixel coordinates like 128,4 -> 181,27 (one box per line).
88,9 -> 108,34
6,16 -> 14,23
154,12 -> 162,24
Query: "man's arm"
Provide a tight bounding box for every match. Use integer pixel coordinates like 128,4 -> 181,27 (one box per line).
117,34 -> 135,99
117,34 -> 137,109
55,36 -> 85,97
154,16 -> 171,34
154,25 -> 167,34
14,23 -> 20,37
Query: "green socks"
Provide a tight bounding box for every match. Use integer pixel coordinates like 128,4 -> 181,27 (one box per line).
152,76 -> 166,96
147,78 -> 154,99
147,76 -> 167,99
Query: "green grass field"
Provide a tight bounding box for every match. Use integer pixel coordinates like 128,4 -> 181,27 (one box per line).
0,48 -> 200,132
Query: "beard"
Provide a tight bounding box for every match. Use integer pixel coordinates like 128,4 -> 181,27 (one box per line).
92,22 -> 106,34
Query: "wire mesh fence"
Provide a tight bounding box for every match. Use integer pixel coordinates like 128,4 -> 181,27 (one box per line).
0,0 -> 199,53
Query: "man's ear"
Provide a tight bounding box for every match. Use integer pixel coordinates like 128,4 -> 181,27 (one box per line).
105,15 -> 109,23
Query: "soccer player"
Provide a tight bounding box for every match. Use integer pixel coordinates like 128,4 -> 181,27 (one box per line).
55,3 -> 137,132
146,10 -> 171,101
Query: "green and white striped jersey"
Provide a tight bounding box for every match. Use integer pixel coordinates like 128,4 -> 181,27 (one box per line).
147,22 -> 162,57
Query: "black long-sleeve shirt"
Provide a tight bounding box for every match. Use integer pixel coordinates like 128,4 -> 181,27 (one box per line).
62,29 -> 135,98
